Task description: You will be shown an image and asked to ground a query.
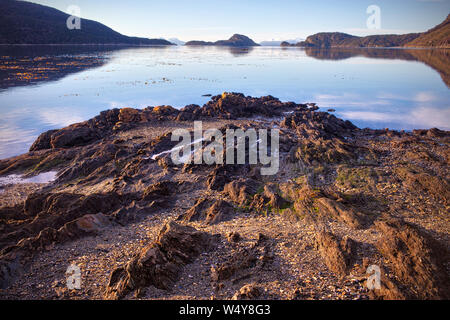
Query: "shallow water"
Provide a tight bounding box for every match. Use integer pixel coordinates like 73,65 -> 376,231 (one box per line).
0,45 -> 449,159
0,171 -> 58,186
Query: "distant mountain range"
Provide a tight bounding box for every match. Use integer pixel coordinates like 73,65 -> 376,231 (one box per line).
169,38 -> 186,46
185,34 -> 260,47
0,0 -> 173,45
260,38 -> 305,46
284,14 -> 449,49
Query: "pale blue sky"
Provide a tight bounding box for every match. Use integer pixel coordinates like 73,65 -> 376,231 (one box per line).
28,0 -> 450,41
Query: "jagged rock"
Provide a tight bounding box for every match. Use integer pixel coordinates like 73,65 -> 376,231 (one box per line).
104,222 -> 216,299
61,213 -> 110,235
211,238 -> 272,283
142,181 -> 176,201
315,197 -> 365,229
29,109 -> 120,151
157,154 -> 177,170
395,166 -> 450,205
196,93 -> 299,120
374,218 -> 450,299
281,110 -> 356,140
224,178 -> 259,206
413,128 -> 449,138
232,283 -> 262,300
205,200 -> 235,224
182,198 -> 213,222
211,248 -> 258,282
206,167 -> 232,191
50,124 -> 99,149
181,198 -> 234,224
291,137 -> 358,165
250,184 -> 291,214
0,191 -> 128,280
227,232 -> 241,243
111,201 -> 151,224
29,129 -> 58,151
315,230 -> 355,277
0,257 -> 22,289
118,108 -> 142,123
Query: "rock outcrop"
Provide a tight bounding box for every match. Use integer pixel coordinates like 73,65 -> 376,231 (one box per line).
373,218 -> 450,300
104,222 -> 216,299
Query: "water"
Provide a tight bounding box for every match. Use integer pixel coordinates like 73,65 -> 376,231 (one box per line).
0,171 -> 58,186
0,45 -> 449,159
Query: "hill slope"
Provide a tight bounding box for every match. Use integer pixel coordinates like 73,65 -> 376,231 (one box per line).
294,32 -> 420,48
185,34 -> 260,47
289,14 -> 449,48
405,14 -> 450,48
0,0 -> 173,45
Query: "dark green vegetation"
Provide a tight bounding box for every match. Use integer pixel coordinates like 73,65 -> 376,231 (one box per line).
185,34 -> 260,47
0,0 -> 173,45
284,14 -> 449,48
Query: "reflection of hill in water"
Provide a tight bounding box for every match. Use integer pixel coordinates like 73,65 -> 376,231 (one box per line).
0,45 -> 131,90
304,48 -> 450,87
228,46 -> 254,56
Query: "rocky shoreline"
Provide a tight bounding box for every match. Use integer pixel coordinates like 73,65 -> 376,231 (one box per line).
0,93 -> 448,300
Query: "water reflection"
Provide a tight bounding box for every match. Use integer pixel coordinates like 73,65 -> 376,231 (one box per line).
0,45 -> 448,159
0,45 -> 137,90
303,47 -> 450,87
228,47 -> 254,56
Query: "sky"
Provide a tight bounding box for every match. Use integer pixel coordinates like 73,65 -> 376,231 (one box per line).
27,0 -> 450,42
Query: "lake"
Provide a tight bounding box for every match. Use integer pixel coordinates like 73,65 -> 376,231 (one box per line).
0,45 -> 449,159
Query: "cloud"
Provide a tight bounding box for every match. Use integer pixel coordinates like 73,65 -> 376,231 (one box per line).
340,106 -> 450,130
414,92 -> 437,103
38,109 -> 84,128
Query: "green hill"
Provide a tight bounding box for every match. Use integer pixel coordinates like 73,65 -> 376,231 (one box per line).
0,0 -> 173,45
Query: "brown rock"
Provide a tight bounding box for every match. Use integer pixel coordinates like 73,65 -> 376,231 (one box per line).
105,222 -> 216,300
315,197 -> 365,229
181,199 -> 234,225
374,218 -> 450,299
232,283 -> 261,300
315,230 -> 355,277
224,179 -> 259,206
227,232 -> 241,243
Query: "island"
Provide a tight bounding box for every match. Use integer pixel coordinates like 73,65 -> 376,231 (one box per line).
282,14 -> 449,48
185,34 -> 260,47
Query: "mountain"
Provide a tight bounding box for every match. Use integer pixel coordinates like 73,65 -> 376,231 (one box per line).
287,15 -> 449,49
293,32 -> 420,48
260,38 -> 304,46
185,34 -> 260,47
405,14 -> 450,48
169,38 -> 185,46
0,0 -> 173,45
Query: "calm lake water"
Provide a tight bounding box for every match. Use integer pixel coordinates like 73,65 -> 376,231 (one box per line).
0,45 -> 449,159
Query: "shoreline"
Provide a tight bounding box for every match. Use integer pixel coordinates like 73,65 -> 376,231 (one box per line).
0,93 -> 448,300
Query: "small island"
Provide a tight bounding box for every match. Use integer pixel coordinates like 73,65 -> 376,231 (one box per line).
185,34 -> 260,47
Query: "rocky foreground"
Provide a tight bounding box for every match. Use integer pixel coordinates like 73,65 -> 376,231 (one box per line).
0,93 -> 449,300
